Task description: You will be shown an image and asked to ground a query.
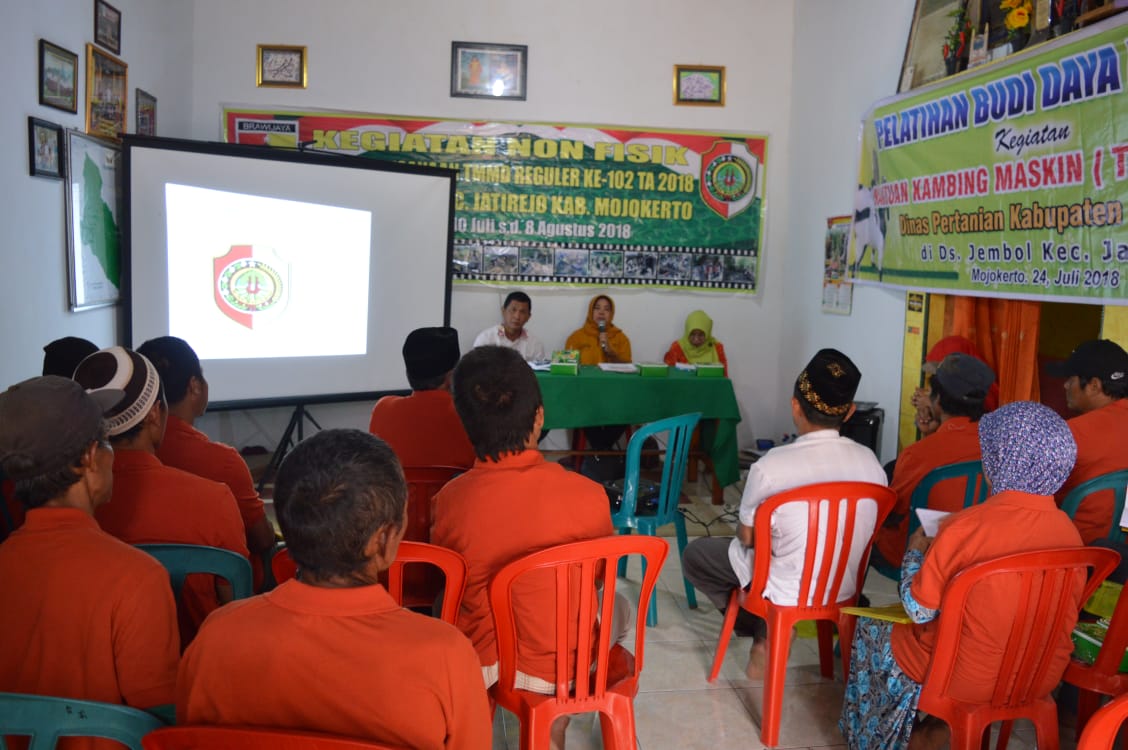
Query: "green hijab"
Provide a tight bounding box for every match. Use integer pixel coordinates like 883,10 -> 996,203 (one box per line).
678,310 -> 721,364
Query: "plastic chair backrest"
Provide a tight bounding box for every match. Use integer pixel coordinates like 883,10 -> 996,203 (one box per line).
919,547 -> 1117,713
749,482 -> 897,608
489,535 -> 668,702
268,542 -> 468,625
1062,469 -> 1128,543
1077,692 -> 1128,750
0,691 -> 162,750
136,543 -> 253,600
142,725 -> 404,749
907,459 -> 988,535
402,465 -> 464,543
610,412 -> 701,530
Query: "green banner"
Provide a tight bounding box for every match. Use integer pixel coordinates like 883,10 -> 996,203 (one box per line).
849,16 -> 1128,304
222,109 -> 767,293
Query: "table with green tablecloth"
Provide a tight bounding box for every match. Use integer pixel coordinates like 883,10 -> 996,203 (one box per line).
535,366 -> 743,488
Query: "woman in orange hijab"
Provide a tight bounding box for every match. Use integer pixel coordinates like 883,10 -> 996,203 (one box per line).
566,295 -> 632,365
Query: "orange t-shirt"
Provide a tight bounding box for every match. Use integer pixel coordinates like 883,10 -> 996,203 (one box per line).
663,340 -> 729,376
177,579 -> 491,750
369,389 -> 476,469
1056,399 -> 1128,543
875,417 -> 982,566
96,449 -> 248,644
430,450 -> 614,681
890,491 -> 1083,702
0,508 -> 178,709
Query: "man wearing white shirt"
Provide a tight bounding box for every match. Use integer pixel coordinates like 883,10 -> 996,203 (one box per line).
472,291 -> 547,361
682,348 -> 887,678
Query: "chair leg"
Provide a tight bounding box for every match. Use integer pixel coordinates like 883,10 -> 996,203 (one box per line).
674,514 -> 697,609
815,620 -> 835,679
995,720 -> 1013,750
760,614 -> 795,747
641,554 -> 658,628
708,590 -> 741,682
1075,687 -> 1103,740
616,528 -> 632,579
838,614 -> 856,678
520,706 -> 556,750
1031,703 -> 1061,750
946,716 -> 981,750
598,696 -> 637,750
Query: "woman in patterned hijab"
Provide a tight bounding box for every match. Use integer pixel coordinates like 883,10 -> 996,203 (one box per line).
978,400 -> 1077,496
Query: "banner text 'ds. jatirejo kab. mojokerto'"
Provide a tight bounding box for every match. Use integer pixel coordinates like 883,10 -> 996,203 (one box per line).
221,110 -> 768,294
848,14 -> 1128,305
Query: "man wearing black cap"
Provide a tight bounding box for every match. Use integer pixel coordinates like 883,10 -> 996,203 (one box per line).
368,326 -> 475,469
873,353 -> 994,571
0,376 -> 179,710
682,349 -> 887,678
1051,339 -> 1128,542
42,335 -> 98,378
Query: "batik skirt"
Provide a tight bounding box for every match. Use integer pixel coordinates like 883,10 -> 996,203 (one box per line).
838,619 -> 922,750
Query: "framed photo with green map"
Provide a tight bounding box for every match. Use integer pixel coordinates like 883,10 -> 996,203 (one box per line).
65,129 -> 122,310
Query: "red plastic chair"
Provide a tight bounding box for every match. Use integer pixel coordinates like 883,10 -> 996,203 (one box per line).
488,535 -> 668,750
707,481 -> 896,747
1062,573 -> 1128,739
916,547 -> 1118,750
143,725 -> 404,749
270,541 -> 468,625
1077,692 -> 1128,750
401,466 -> 465,543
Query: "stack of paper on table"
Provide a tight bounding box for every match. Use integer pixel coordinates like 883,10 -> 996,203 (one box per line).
598,363 -> 638,373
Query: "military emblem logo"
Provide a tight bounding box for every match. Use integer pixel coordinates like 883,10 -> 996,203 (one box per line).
213,245 -> 288,329
699,141 -> 759,220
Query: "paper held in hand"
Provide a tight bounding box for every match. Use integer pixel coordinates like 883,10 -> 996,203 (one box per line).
915,508 -> 950,537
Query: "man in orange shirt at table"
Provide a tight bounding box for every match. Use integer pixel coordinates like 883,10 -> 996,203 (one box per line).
138,336 -> 277,575
73,346 -> 247,646
1051,339 -> 1128,543
369,326 -> 475,469
0,376 -> 178,715
871,353 -> 993,573
178,429 -> 491,748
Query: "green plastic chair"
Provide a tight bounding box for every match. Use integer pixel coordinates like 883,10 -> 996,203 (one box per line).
0,692 -> 163,750
1062,469 -> 1128,544
136,543 -> 253,600
610,412 -> 701,627
907,459 -> 989,536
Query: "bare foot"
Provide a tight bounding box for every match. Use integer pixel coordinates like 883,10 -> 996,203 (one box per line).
550,715 -> 570,750
909,716 -> 950,750
746,639 -> 768,680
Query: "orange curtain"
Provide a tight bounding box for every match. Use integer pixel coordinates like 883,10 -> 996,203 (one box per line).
944,296 -> 1041,405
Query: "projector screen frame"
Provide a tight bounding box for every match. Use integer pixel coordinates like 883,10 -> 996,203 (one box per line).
121,134 -> 457,411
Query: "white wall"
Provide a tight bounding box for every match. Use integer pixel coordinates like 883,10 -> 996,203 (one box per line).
5,0 -> 915,462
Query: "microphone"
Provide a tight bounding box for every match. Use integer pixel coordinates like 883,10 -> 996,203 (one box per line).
597,320 -> 606,333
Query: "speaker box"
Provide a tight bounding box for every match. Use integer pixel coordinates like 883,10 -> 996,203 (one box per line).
841,406 -> 883,457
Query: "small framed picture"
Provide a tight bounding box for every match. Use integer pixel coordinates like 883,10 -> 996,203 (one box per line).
256,44 -> 307,88
673,64 -> 726,106
450,41 -> 527,100
28,117 -> 64,179
38,40 -> 79,114
94,0 -> 122,55
86,44 -> 128,139
135,88 -> 156,136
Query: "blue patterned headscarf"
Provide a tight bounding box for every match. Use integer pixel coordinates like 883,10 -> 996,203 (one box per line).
978,401 -> 1077,495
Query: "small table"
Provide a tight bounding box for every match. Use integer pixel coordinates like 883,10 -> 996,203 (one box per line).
535,366 -> 743,490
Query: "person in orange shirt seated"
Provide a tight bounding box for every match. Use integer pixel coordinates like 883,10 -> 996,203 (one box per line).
369,326 -> 475,469
663,310 -> 728,376
432,345 -> 624,749
1051,339 -> 1128,543
137,337 -> 277,564
872,353 -> 994,573
911,335 -> 999,436
0,376 -> 179,714
565,294 -> 632,366
178,429 -> 491,748
73,347 -> 248,646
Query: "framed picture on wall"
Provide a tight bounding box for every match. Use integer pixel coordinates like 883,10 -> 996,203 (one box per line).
450,41 -> 527,100
899,0 -> 964,92
135,88 -> 156,136
65,129 -> 122,311
85,44 -> 128,139
28,117 -> 64,179
94,0 -> 122,55
673,64 -> 726,106
38,40 -> 79,114
256,44 -> 307,88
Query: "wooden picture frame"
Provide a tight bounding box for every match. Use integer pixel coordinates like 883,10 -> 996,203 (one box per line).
135,88 -> 156,136
94,0 -> 122,55
450,41 -> 527,100
85,44 -> 128,139
28,117 -> 64,179
65,129 -> 122,311
899,0 -> 964,92
256,44 -> 307,88
38,40 -> 78,114
673,64 -> 726,106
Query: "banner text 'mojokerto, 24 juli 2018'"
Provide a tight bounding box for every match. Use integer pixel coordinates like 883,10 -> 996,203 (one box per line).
849,15 -> 1128,305
222,110 -> 768,294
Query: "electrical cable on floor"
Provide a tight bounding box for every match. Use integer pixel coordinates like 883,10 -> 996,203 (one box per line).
677,506 -> 738,536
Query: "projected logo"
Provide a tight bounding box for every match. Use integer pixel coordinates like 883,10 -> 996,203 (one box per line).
213,245 -> 289,330
699,141 -> 759,220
